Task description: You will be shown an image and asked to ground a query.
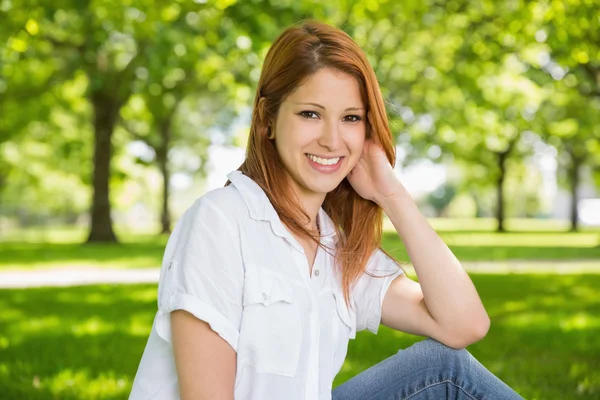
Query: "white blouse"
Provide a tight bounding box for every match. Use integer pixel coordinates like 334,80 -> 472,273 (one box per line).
130,170 -> 404,400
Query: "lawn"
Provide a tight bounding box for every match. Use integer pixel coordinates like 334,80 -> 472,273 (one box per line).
0,274 -> 598,399
1,218 -> 599,270
1,219 -> 599,398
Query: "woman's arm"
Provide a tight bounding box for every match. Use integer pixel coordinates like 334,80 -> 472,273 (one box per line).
346,139 -> 489,347
171,310 -> 236,400
378,189 -> 490,347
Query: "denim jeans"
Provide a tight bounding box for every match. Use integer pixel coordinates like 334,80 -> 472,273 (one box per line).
332,338 -> 524,400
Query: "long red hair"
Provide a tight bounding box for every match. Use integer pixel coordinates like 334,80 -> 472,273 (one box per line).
226,20 -> 403,309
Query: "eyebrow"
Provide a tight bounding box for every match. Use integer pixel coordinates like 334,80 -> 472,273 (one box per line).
294,102 -> 364,112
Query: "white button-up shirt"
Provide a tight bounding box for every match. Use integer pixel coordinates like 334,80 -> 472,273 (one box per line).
130,170 -> 404,400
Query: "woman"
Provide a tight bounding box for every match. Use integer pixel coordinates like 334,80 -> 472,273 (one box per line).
130,20 -> 523,399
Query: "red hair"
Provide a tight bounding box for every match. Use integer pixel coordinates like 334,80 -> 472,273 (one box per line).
226,20 -> 403,309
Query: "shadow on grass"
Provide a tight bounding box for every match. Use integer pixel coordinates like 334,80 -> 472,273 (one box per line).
335,274 -> 600,400
1,276 -> 599,399
3,230 -> 600,271
381,231 -> 600,261
0,284 -> 158,399
0,242 -> 167,269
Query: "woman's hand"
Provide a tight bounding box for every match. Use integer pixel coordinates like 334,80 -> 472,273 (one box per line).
346,139 -> 405,206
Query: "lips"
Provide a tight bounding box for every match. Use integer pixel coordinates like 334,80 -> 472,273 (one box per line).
305,153 -> 343,165
305,154 -> 344,173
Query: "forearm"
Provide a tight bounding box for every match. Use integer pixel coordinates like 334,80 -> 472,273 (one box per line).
377,188 -> 490,339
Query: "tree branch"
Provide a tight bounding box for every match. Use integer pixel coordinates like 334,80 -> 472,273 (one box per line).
120,119 -> 155,148
582,63 -> 599,87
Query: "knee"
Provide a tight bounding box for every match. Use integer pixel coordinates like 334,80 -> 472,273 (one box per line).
418,337 -> 467,352
399,337 -> 473,367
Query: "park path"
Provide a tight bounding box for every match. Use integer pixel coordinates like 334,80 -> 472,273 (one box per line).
0,260 -> 599,288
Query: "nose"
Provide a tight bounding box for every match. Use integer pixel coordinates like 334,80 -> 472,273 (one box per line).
318,121 -> 341,152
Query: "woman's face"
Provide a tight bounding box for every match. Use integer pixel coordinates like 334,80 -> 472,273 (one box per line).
273,67 -> 367,201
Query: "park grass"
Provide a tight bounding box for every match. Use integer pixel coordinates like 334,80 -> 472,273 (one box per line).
0,274 -> 598,399
1,218 -> 600,270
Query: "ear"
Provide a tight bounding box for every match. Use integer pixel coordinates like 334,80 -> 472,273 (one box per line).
257,96 -> 274,140
257,96 -> 268,121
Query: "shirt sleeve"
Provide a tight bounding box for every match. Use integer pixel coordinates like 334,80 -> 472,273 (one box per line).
154,195 -> 244,352
353,248 -> 404,335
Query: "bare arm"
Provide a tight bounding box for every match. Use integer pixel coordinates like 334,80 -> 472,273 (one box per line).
378,188 -> 490,349
171,310 -> 237,400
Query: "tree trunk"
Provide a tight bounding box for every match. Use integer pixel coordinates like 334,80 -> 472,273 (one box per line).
0,171 -> 5,236
569,157 -> 582,232
158,121 -> 172,235
496,151 -> 508,232
86,93 -> 119,243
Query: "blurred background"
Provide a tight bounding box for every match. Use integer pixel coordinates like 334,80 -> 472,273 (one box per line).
0,0 -> 599,399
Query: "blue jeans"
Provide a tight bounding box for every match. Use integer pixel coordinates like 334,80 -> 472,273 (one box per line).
332,338 -> 524,400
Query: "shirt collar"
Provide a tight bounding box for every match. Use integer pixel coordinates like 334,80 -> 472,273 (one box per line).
227,170 -> 338,247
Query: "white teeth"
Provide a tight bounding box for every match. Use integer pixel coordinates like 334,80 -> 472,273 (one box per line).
307,154 -> 341,166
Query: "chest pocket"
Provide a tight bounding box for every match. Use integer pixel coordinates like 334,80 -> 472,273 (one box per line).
237,264 -> 302,377
332,290 -> 356,339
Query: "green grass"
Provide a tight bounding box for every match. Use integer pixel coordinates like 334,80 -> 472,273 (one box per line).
383,230 -> 600,262
1,219 -> 599,270
0,274 -> 598,399
0,241 -> 168,270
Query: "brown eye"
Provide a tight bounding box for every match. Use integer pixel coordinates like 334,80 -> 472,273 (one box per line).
299,111 -> 319,119
344,115 -> 362,122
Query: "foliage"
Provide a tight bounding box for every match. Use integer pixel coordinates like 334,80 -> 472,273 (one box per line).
0,0 -> 598,233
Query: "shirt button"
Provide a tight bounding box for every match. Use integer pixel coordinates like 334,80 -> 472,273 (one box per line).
262,293 -> 268,300
314,270 -> 319,277
168,262 -> 173,270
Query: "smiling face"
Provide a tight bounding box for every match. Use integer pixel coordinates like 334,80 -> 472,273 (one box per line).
273,67 -> 367,205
